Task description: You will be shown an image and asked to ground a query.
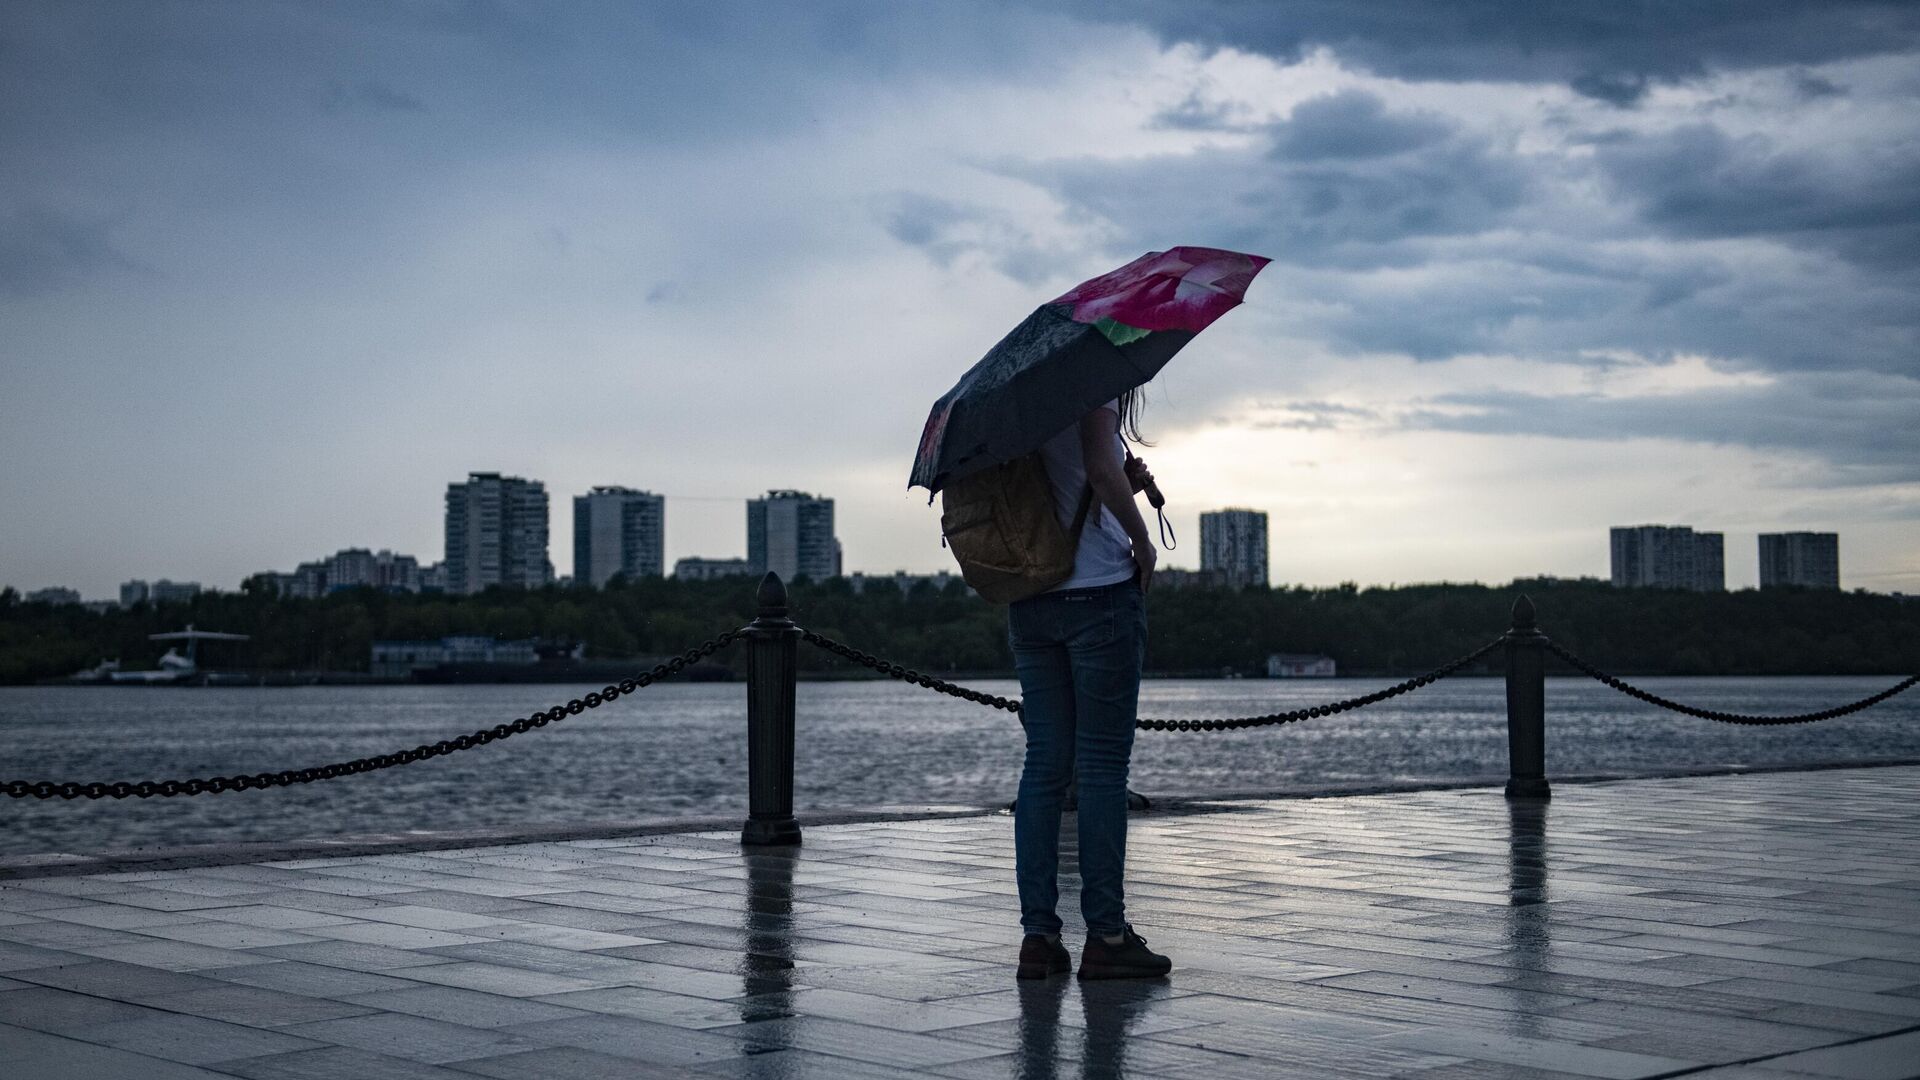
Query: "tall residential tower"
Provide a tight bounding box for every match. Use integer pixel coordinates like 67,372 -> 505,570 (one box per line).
747,490 -> 840,582
573,487 -> 665,587
1609,525 -> 1724,591
1759,532 -> 1840,589
445,472 -> 552,594
1200,509 -> 1269,589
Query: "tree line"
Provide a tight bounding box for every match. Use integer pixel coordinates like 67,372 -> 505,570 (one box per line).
1,575 -> 1914,685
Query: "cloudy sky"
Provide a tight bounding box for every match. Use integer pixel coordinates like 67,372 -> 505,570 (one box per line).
4,1 -> 1917,598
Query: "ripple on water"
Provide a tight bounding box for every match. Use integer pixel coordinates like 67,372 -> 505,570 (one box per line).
2,676 -> 1916,856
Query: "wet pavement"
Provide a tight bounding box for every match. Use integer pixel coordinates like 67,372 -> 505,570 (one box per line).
4,766 -> 1920,1079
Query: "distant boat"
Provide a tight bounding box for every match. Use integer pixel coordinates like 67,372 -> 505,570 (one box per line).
108,625 -> 250,685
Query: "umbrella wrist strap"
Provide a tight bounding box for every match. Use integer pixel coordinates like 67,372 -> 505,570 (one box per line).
1156,507 -> 1177,550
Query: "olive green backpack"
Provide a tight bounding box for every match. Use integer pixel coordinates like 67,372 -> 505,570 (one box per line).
940,453 -> 1094,604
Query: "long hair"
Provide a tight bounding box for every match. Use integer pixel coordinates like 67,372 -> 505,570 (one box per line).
1117,388 -> 1151,446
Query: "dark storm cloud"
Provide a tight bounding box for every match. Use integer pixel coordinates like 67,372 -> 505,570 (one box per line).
881,193 -> 976,252
1152,91 -> 1254,133
1593,124 -> 1920,271
1790,70 -> 1847,99
0,2 -> 1074,170
1404,371 -> 1920,483
1006,48 -> 1920,379
0,0 -> 1093,312
1567,72 -> 1651,108
1270,90 -> 1449,160
876,192 -> 1056,284
1026,94 -> 1529,275
1042,0 -> 1920,104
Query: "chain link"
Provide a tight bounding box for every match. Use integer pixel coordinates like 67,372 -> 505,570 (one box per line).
1544,640 -> 1918,726
1137,637 -> 1503,732
3,632 -> 742,800
799,631 -> 1024,713
800,630 -> 1504,732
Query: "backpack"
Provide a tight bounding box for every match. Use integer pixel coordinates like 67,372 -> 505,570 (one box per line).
940,451 -> 1094,604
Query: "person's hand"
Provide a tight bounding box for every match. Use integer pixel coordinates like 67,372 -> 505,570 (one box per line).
1124,456 -> 1153,496
1132,539 -> 1157,593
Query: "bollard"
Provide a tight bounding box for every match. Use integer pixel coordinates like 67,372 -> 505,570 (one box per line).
742,573 -> 803,846
1503,594 -> 1551,800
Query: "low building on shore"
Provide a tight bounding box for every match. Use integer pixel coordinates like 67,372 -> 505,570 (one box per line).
371,636 -> 543,679
260,549 -> 428,598
845,571 -> 962,595
1155,568 -> 1228,590
120,579 -> 201,606
674,557 -> 753,581
1267,652 -> 1336,678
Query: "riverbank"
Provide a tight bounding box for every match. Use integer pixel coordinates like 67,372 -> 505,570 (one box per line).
9,577 -> 1919,685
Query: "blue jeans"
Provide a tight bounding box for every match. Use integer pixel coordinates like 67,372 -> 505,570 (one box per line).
1009,577 -> 1146,937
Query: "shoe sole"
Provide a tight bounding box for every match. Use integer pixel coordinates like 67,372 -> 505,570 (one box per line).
1017,962 -> 1068,979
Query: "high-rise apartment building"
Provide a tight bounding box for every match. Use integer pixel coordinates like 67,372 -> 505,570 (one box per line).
1759,532 -> 1840,589
747,490 -> 840,582
1200,509 -> 1270,589
1609,525 -> 1724,591
445,472 -> 552,595
573,487 -> 665,587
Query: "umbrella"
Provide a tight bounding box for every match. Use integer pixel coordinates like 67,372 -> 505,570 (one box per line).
909,246 -> 1269,497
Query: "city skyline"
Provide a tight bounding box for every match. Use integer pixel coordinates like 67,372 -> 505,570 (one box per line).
5,6 -> 1916,599
9,472 -> 1875,600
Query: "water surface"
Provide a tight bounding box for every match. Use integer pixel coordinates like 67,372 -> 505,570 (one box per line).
3,676 -> 1916,856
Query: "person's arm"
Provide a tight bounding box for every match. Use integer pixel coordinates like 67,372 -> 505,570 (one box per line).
1078,406 -> 1156,591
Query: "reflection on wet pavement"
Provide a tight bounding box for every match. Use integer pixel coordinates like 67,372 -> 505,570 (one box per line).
5,768 -> 1920,1078
1503,798 -> 1551,1041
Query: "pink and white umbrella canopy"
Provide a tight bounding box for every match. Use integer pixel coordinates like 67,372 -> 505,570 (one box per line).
1050,246 -> 1271,333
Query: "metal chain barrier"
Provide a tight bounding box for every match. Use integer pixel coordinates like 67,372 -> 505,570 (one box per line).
800,629 -> 1504,732
3,632 -> 742,800
1135,637 -> 1504,732
1545,640 -> 1918,726
799,630 -> 1023,714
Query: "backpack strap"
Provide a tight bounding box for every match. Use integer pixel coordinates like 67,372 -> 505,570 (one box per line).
1068,483 -> 1095,538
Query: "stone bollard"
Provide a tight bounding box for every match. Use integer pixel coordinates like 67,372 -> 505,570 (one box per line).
1503,595 -> 1551,801
742,572 -> 802,846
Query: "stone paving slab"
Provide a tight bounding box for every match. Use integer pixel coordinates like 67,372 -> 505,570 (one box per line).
5,766 -> 1920,1078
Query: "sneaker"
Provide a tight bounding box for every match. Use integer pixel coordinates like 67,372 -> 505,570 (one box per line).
1016,934 -> 1071,980
1077,925 -> 1171,980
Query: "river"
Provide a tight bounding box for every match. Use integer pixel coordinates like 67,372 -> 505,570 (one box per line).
3,676 -> 1917,857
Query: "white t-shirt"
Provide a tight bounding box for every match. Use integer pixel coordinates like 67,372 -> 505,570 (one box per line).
1037,402 -> 1137,591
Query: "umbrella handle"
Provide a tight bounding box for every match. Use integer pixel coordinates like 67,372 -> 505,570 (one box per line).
1125,450 -> 1174,548
1125,451 -> 1165,509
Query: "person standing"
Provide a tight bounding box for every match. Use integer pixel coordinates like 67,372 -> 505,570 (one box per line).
1012,389 -> 1171,981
